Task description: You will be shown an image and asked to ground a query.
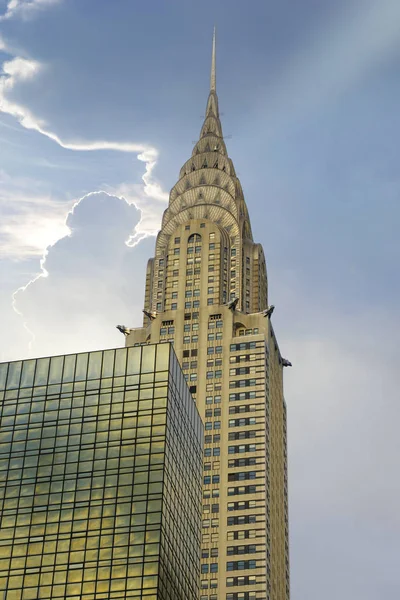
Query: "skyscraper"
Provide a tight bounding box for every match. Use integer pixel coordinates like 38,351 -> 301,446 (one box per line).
126,30 -> 290,600
0,344 -> 203,600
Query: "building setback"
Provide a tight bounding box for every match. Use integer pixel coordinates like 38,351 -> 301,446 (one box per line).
0,344 -> 203,600
126,31 -> 290,600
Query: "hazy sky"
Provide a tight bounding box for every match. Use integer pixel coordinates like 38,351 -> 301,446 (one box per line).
1,0 -> 399,597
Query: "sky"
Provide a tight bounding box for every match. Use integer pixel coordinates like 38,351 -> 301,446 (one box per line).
0,0 -> 399,597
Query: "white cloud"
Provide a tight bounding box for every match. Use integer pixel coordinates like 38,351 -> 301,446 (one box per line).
0,169 -> 71,258
0,48 -> 168,259
10,191 -> 153,358
0,0 -> 61,21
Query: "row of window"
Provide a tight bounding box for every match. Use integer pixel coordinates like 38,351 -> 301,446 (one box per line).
204,461 -> 220,471
229,354 -> 261,363
205,395 -> 221,404
228,458 -> 258,468
228,431 -> 257,440
230,342 -> 258,351
200,594 -> 260,600
205,408 -> 221,417
229,379 -> 258,389
228,485 -> 260,496
227,560 -> 257,571
201,563 -> 218,574
203,475 -> 220,484
206,370 -> 222,379
207,346 -> 223,354
202,518 -> 219,528
229,417 -> 257,427
227,576 -> 257,587
203,503 -> 219,513
201,548 -> 219,558
159,326 -> 174,335
205,421 -> 220,430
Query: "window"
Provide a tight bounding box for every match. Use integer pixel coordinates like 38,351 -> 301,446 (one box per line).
226,560 -> 257,571
204,476 -> 211,484
171,303 -> 177,310
228,444 -> 257,455
227,515 -> 257,526
174,237 -> 180,244
214,421 -> 221,430
228,471 -> 257,482
213,447 -> 220,456
207,347 -> 214,355
228,431 -> 257,441
216,346 -> 222,353
209,243 -> 215,250
172,291 -> 178,299
227,485 -> 258,496
212,475 -> 220,484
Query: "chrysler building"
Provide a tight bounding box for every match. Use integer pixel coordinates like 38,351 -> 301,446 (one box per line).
126,30 -> 290,600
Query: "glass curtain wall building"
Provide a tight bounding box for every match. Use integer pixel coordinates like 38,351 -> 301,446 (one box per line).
0,344 -> 203,600
125,31 -> 290,600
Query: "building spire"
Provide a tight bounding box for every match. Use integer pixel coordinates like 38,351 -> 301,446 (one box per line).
210,26 -> 216,92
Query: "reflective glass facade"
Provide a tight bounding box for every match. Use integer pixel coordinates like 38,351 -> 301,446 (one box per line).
0,344 -> 203,600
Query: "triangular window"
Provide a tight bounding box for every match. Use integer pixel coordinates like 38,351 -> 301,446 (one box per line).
200,175 -> 206,185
